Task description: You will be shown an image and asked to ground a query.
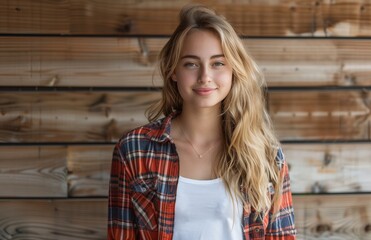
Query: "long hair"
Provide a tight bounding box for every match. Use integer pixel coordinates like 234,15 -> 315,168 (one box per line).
147,4 -> 283,217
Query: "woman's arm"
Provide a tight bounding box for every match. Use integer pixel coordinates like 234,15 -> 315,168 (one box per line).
108,143 -> 137,240
265,149 -> 297,239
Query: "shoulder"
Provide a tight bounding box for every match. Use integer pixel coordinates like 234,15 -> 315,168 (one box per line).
121,118 -> 163,142
116,116 -> 169,155
274,146 -> 286,171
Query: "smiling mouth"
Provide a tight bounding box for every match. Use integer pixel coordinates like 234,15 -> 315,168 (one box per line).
193,88 -> 216,95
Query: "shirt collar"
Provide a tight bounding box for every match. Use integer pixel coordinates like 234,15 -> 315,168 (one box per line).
146,111 -> 179,143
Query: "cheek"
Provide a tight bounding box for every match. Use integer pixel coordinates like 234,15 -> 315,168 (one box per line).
176,71 -> 198,85
218,71 -> 233,88
225,81 -> 232,96
175,76 -> 190,96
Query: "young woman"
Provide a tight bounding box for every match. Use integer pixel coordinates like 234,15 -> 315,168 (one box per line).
108,5 -> 296,240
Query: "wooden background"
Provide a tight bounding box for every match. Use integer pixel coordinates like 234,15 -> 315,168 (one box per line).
1,0 -> 371,239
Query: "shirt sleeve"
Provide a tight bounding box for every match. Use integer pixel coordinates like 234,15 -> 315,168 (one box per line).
265,148 -> 297,239
108,143 -> 138,240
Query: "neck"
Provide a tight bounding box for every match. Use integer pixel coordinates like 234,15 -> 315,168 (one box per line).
176,105 -> 223,143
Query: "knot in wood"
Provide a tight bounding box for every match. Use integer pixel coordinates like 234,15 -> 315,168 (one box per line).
365,224 -> 371,233
116,15 -> 133,33
316,224 -> 331,233
311,181 -> 327,193
324,153 -> 333,166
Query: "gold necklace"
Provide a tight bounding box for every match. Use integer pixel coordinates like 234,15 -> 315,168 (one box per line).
179,124 -> 220,159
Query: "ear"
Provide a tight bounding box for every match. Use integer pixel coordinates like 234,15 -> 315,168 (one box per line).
171,73 -> 177,82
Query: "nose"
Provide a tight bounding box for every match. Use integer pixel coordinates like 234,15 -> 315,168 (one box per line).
198,65 -> 211,83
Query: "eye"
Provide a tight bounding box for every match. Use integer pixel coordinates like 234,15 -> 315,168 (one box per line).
184,62 -> 199,68
212,61 -> 225,67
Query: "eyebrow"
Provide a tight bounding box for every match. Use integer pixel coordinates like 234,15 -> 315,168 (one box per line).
180,54 -> 225,60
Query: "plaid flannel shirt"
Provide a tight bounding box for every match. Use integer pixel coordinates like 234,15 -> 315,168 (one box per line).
108,113 -> 296,240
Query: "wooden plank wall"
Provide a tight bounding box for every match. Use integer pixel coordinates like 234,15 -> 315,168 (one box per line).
0,0 -> 371,239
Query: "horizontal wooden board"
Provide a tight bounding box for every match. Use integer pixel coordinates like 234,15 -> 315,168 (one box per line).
0,37 -> 164,87
0,199 -> 107,240
0,195 -> 370,239
269,90 -> 371,140
1,143 -> 370,197
1,37 -> 371,87
0,91 -> 161,143
0,0 -> 371,36
293,194 -> 371,239
0,146 -> 67,197
67,145 -> 113,197
0,145 -> 113,197
0,90 -> 369,143
283,143 -> 371,194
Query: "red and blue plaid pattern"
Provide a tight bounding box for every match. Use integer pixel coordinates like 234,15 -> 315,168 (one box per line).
108,113 -> 296,240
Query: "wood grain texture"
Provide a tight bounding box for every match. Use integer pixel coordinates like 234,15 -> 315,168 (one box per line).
0,37 -> 164,87
294,195 -> 371,240
0,90 -> 370,143
283,143 -> 371,194
67,145 -> 113,197
250,38 -> 371,87
1,37 -> 371,87
0,144 -> 370,197
0,145 -> 112,198
270,90 -> 371,140
0,199 -> 107,240
0,91 -> 160,143
0,146 -> 67,197
1,0 -> 371,36
0,196 -> 370,239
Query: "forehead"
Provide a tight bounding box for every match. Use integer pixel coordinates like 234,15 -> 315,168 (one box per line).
180,29 -> 223,56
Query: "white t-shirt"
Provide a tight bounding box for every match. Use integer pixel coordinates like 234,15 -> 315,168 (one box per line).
173,176 -> 243,240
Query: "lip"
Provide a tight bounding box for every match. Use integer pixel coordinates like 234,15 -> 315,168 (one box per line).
193,87 -> 216,95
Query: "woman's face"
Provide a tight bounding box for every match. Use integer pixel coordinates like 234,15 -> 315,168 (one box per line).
171,29 -> 233,111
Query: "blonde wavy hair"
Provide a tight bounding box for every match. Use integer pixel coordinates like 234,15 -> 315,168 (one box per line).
147,4 -> 283,218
